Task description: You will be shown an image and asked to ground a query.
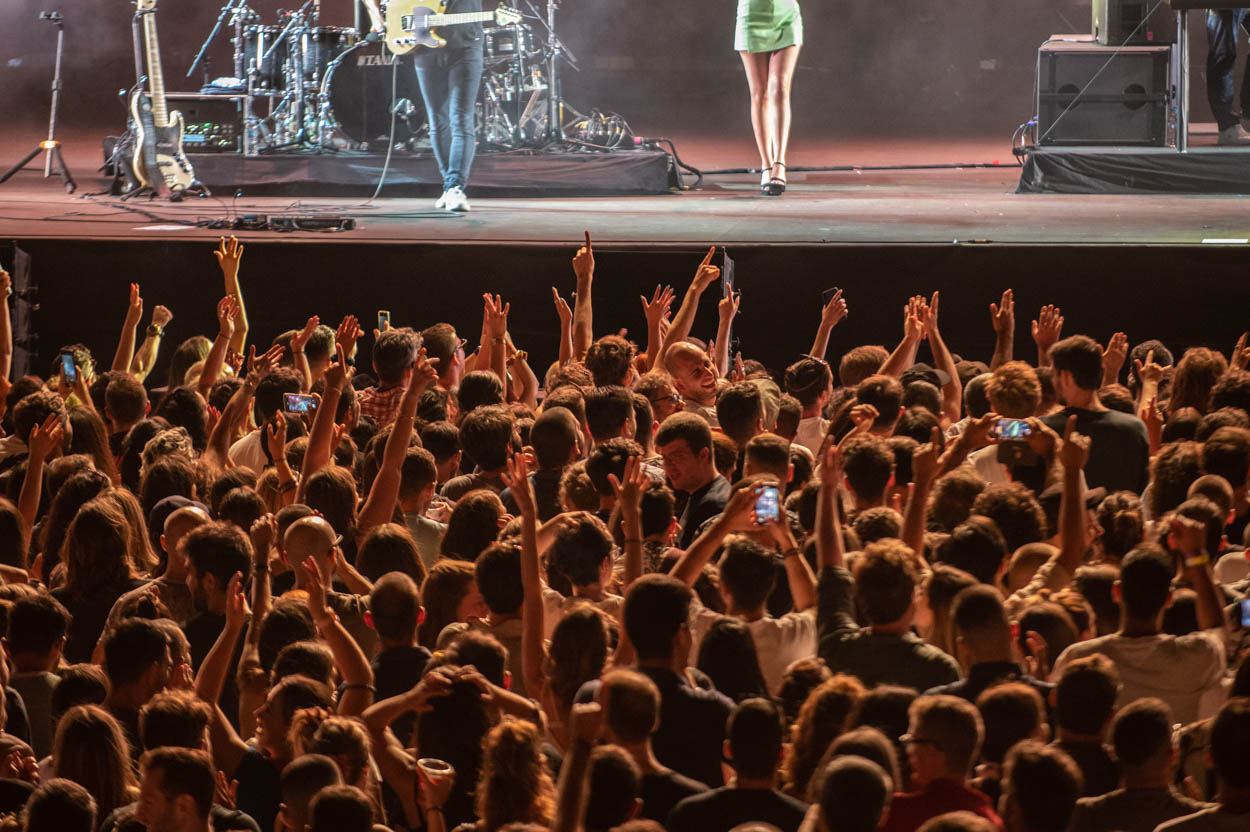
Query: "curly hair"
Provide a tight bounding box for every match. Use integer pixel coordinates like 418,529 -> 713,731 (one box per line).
927,467 -> 987,533
1095,491 -> 1145,562
476,719 -> 557,832
783,674 -> 867,799
986,361 -> 1041,419
971,483 -> 1046,553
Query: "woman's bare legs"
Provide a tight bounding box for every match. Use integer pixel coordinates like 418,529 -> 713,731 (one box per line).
739,50 -> 774,182
767,44 -> 801,183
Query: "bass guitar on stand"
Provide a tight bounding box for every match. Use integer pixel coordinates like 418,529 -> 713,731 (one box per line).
131,0 -> 202,198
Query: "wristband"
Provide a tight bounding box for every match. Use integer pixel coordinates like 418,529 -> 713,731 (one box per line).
146,324 -> 163,337
781,547 -> 800,559
1183,553 -> 1209,568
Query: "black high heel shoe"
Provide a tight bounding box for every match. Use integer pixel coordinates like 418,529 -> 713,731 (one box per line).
760,167 -> 772,195
764,162 -> 787,196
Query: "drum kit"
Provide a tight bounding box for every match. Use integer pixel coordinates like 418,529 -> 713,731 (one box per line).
187,0 -> 568,154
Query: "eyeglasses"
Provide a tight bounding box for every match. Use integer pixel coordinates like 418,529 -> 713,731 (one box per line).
899,734 -> 943,751
649,393 -> 683,406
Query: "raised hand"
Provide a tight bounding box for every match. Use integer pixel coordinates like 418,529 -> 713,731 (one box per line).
215,771 -> 239,811
216,295 -> 239,339
124,283 -> 144,327
990,288 -> 1014,335
820,288 -> 848,328
409,347 -> 439,395
641,285 -> 674,328
336,315 -> 363,360
572,231 -> 595,283
152,304 -> 173,328
300,557 -> 331,620
912,426 -> 942,486
1057,413 -> 1090,471
553,287 -> 573,325
607,454 -> 648,517
250,512 -> 278,566
27,413 -> 65,463
225,571 -> 250,631
918,291 -> 942,337
1032,304 -> 1064,354
0,269 -> 10,299
291,316 -> 320,353
1134,349 -> 1164,386
246,343 -> 286,380
818,441 -> 842,486
692,247 -> 720,292
848,403 -> 879,436
1101,331 -> 1128,382
904,296 -> 926,342
721,484 -> 761,532
323,343 -> 353,391
266,414 -> 288,462
1168,514 -> 1209,557
718,289 -> 741,325
502,451 -> 535,517
1232,332 -> 1250,372
483,294 -> 510,339
214,236 -> 244,276
225,350 -> 245,376
568,702 -> 604,745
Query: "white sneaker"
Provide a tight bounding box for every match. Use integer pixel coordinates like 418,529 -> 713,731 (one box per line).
443,185 -> 470,212
1218,124 -> 1250,145
434,191 -> 448,209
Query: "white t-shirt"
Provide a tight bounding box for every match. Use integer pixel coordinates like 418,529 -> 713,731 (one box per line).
1157,807 -> 1250,832
540,586 -> 623,639
794,416 -> 829,459
689,601 -> 818,695
227,429 -> 268,474
1050,630 -> 1228,724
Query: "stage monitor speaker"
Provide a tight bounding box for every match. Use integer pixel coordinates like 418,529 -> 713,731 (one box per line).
1036,41 -> 1171,146
165,94 -> 244,154
1093,0 -> 1177,45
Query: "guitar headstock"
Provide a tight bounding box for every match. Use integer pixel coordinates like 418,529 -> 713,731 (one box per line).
495,5 -> 522,25
135,0 -> 157,11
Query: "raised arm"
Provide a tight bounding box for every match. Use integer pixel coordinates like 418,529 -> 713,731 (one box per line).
918,292 -> 964,427
486,295 -> 509,385
1031,304 -> 1063,368
989,289 -> 1014,370
712,290 -> 740,378
301,558 -> 374,716
214,237 -> 249,356
357,349 -> 437,537
768,513 -> 816,611
1055,414 -> 1089,576
0,269 -> 12,381
130,304 -> 173,382
507,348 -> 539,411
18,414 -> 64,537
195,572 -> 249,758
298,343 -> 350,498
660,247 -> 720,359
879,296 -> 925,378
505,453 -> 548,703
901,428 -> 941,564
197,296 -> 238,400
571,232 -> 595,361
1101,331 -> 1128,387
289,316 -> 320,393
641,285 -> 675,374
111,283 -> 144,374
668,486 -> 757,586
1168,515 -> 1229,635
553,287 -> 574,367
809,288 -> 848,360
554,703 -> 602,832
815,444 -> 845,570
608,455 -> 647,592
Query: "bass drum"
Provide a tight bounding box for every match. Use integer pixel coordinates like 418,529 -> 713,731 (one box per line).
323,43 -> 426,147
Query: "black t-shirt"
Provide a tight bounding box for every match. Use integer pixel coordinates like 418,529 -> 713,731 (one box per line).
667,786 -> 808,832
103,800 -> 261,832
500,469 -> 564,522
1042,407 -> 1149,494
1052,739 -> 1121,798
183,611 -> 246,729
432,0 -> 484,51
371,644 -> 432,745
677,476 -> 731,549
234,748 -> 283,832
640,769 -> 709,824
52,579 -> 148,664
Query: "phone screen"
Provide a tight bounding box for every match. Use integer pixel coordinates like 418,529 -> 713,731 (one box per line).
284,393 -> 317,413
1240,599 -> 1250,628
754,485 -> 780,525
821,287 -> 840,304
378,310 -> 391,332
60,352 -> 77,384
995,418 -> 1031,440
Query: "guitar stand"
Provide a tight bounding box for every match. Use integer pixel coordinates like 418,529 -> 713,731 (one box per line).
0,13 -> 76,193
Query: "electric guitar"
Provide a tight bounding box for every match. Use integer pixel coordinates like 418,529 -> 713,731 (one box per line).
385,0 -> 522,56
130,0 -> 196,196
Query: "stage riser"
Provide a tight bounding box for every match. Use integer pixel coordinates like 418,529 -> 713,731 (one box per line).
9,239 -> 1250,382
1020,147 -> 1250,194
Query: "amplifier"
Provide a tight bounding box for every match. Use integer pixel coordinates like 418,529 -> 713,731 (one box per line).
1093,0 -> 1177,45
1036,41 -> 1171,146
166,94 -> 243,153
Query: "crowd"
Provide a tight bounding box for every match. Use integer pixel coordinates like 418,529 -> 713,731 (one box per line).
0,233 -> 1243,832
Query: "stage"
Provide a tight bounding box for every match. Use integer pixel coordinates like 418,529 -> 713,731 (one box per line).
2,128 -> 1250,378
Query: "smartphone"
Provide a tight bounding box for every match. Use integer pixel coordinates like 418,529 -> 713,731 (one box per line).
284,393 -> 318,414
754,485 -> 780,525
1237,599 -> 1250,629
994,418 -> 1032,441
821,287 -> 840,304
60,351 -> 77,385
377,309 -> 391,332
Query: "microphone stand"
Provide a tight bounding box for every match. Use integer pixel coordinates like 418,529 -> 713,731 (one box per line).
188,0 -> 246,78
0,12 -> 76,192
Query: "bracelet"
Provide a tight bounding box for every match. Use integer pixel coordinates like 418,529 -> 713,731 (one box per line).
1184,553 -> 1210,568
146,324 -> 163,337
340,682 -> 376,693
780,547 -> 800,559
291,349 -> 304,356
278,479 -> 298,494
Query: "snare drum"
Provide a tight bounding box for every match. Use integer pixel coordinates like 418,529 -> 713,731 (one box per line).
483,24 -> 535,63
244,24 -> 357,90
243,25 -> 287,90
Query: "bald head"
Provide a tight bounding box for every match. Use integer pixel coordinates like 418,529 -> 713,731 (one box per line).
163,506 -> 211,562
284,516 -> 339,565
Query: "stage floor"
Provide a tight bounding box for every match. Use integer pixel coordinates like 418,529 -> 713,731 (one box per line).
2,128 -> 1249,246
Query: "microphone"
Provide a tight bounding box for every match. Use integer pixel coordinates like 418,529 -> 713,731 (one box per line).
365,30 -> 383,43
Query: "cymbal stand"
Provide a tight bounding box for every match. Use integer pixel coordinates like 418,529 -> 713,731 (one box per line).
187,0 -> 246,79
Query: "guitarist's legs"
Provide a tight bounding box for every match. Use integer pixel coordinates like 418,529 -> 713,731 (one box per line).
415,55 -> 455,178
444,42 -> 485,192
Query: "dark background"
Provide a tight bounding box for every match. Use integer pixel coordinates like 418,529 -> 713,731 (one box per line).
0,0 -> 1227,137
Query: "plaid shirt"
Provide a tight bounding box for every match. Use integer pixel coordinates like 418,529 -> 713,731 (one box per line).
357,384 -> 405,428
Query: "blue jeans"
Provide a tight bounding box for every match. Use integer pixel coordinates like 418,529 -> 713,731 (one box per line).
414,42 -> 483,191
1206,9 -> 1250,130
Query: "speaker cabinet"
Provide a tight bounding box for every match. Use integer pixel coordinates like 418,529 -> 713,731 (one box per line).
1036,41 -> 1171,146
1092,0 -> 1178,46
